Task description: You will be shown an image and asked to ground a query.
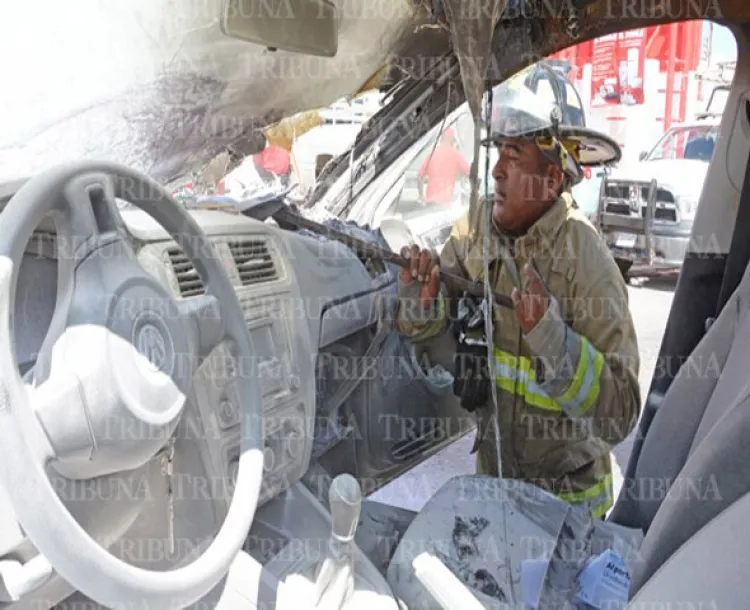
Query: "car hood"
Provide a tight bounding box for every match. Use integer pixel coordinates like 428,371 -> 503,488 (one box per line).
0,0 -> 418,187
607,159 -> 709,199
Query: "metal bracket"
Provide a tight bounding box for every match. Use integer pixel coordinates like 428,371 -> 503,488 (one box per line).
594,172 -> 608,231
644,179 -> 657,266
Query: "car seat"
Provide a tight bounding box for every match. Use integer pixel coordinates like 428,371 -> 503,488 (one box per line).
607,251 -> 750,595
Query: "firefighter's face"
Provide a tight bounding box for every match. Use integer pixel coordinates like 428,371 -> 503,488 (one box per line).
491,138 -> 564,234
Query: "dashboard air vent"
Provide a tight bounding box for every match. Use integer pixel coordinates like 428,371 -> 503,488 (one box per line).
228,239 -> 278,286
166,247 -> 205,297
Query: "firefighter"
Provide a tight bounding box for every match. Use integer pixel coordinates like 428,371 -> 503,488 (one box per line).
396,75 -> 641,519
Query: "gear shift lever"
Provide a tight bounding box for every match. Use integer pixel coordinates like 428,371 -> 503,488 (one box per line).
312,474 -> 362,608
329,473 -> 362,544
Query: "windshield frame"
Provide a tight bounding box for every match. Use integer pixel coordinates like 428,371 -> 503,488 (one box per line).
310,57 -> 464,217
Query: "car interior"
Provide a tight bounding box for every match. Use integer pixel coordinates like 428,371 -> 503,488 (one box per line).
1,1 -> 750,609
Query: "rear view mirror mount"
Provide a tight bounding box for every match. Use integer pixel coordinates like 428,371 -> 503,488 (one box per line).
315,153 -> 334,179
220,0 -> 339,57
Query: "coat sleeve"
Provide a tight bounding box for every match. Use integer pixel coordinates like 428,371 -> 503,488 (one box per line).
525,230 -> 642,447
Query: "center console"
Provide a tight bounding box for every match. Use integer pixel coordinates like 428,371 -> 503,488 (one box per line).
223,476 -> 400,610
131,209 -> 401,608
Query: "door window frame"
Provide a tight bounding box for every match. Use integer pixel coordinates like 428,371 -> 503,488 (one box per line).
346,104 -> 473,228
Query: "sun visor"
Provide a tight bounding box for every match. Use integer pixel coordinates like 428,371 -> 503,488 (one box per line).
263,111 -> 324,152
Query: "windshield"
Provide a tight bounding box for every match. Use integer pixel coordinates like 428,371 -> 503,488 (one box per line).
646,124 -> 718,162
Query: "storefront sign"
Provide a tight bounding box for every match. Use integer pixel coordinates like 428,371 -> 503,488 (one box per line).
591,29 -> 646,107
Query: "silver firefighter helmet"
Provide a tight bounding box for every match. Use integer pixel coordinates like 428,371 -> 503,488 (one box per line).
481,64 -> 621,185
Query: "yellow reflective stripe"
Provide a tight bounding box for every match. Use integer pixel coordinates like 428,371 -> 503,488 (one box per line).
557,473 -> 614,519
559,337 -> 590,405
581,343 -> 606,413
411,294 -> 446,343
494,349 -> 561,412
495,374 -> 559,411
556,337 -> 606,416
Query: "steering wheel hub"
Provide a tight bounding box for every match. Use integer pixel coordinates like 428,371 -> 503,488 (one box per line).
104,279 -> 194,426
132,312 -> 175,376
133,311 -> 175,375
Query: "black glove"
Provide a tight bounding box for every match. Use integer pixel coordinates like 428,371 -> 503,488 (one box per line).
453,339 -> 492,413
452,292 -> 492,413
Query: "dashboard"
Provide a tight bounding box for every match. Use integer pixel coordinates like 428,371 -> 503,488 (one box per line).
0,178 -> 399,608
15,203 -> 397,511
130,206 -> 397,506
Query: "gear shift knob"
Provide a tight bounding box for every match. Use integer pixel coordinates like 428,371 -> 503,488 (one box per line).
328,474 -> 362,543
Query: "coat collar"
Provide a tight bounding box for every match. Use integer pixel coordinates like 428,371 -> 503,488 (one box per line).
467,191 -> 573,266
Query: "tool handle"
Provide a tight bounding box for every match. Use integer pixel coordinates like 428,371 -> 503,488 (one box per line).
270,205 -> 515,309
390,251 -> 514,309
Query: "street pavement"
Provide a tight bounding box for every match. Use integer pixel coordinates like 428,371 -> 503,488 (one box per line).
369,277 -> 677,512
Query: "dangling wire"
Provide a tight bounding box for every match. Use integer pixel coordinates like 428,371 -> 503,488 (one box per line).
481,84 -> 503,478
482,75 -> 516,602
423,81 -> 456,176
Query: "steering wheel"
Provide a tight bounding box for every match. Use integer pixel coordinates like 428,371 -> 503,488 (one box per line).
0,162 -> 264,609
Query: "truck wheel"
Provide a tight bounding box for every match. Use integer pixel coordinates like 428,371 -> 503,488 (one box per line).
615,257 -> 633,282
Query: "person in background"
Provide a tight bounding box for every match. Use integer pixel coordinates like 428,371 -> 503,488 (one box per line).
253,139 -> 300,188
417,128 -> 471,206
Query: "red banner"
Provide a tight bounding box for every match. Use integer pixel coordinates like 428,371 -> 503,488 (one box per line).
591,29 -> 646,107
617,28 -> 646,105
591,33 -> 618,107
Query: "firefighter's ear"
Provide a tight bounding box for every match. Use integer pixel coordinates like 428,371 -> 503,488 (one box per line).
544,162 -> 564,199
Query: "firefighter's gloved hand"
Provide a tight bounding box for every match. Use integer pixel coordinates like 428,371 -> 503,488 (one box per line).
453,339 -> 491,413
514,261 -> 569,382
512,261 -> 553,334
398,245 -> 441,326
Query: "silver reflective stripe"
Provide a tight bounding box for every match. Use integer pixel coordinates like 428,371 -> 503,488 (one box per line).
495,362 -> 550,398
558,340 -> 597,416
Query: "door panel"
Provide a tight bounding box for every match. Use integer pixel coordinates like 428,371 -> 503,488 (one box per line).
316,312 -> 473,497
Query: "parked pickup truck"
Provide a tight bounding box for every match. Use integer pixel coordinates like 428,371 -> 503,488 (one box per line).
596,114 -> 720,278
